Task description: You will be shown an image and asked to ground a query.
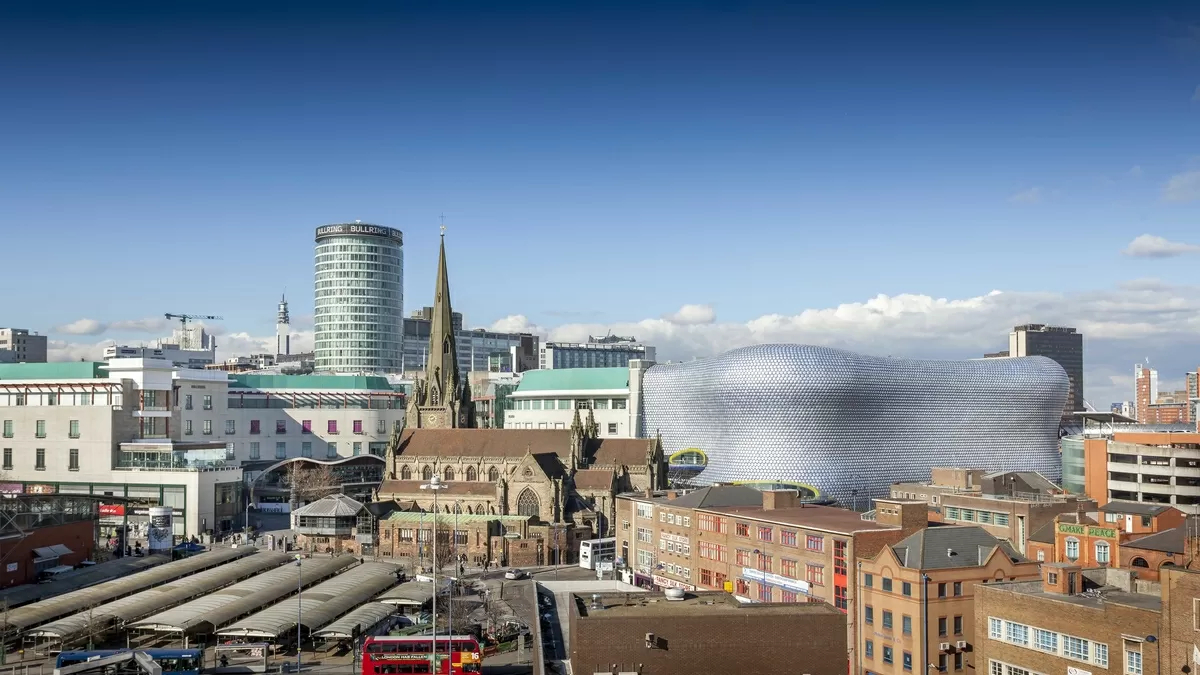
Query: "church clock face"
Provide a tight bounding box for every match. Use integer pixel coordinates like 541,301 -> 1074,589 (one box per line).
425,413 -> 440,427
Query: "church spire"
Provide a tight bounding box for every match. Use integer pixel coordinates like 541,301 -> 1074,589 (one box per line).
425,228 -> 460,408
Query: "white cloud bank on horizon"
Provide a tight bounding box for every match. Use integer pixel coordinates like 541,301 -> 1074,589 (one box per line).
1122,234 -> 1200,258
47,280 -> 1200,410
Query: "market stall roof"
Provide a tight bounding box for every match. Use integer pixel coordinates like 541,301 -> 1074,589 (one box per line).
131,556 -> 357,634
0,557 -> 167,610
28,552 -> 291,642
375,582 -> 435,607
0,548 -> 254,634
311,603 -> 396,639
216,562 -> 400,639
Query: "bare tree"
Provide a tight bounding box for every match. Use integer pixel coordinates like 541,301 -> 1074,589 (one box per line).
286,463 -> 340,502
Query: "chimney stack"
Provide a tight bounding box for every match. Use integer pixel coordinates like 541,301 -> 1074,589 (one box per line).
762,490 -> 799,510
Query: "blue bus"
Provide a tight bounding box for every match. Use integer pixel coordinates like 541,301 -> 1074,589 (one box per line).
55,649 -> 202,675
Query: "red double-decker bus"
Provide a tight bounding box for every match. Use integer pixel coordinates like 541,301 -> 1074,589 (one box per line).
361,635 -> 483,675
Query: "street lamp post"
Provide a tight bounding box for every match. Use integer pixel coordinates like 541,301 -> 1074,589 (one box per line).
421,475 -> 448,675
1145,635 -> 1161,675
295,556 -> 303,674
753,548 -> 764,601
450,499 -> 460,675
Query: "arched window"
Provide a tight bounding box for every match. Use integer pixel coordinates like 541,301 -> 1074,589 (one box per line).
516,488 -> 541,518
1131,557 -> 1149,568
445,466 -> 455,481
488,466 -> 499,482
1161,561 -> 1177,569
1064,537 -> 1079,561
453,502 -> 462,514
1094,541 -> 1110,565
400,465 -> 412,480
421,465 -> 432,481
466,466 -> 477,481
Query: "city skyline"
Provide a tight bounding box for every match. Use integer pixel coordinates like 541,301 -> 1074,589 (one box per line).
2,3 -> 1199,405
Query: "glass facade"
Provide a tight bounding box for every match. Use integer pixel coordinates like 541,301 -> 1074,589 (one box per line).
643,344 -> 1069,503
1060,436 -> 1087,494
314,225 -> 404,372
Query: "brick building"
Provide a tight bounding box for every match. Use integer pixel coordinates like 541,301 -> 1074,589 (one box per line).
1118,516 -> 1200,581
857,526 -> 1041,675
616,486 -> 927,669
568,591 -> 847,675
1027,503 -> 1185,569
975,566 -> 1162,675
0,493 -> 100,587
892,468 -> 1094,555
1074,431 -> 1200,514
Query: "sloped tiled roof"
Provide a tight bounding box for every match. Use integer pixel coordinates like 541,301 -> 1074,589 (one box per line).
395,429 -> 571,458
1123,526 -> 1186,554
531,453 -> 566,479
574,469 -> 616,491
377,480 -> 497,497
668,485 -> 764,509
891,526 -> 1027,569
1028,512 -> 1096,544
293,494 -> 364,517
1100,501 -> 1173,517
591,438 -> 652,467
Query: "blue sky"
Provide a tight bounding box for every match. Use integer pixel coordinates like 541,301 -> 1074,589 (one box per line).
2,2 -> 1198,405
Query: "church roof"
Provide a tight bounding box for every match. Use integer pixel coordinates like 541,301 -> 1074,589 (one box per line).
574,469 -> 616,491
513,368 -> 629,394
591,438 -> 654,467
531,452 -> 566,479
377,479 -> 497,498
394,429 -> 571,458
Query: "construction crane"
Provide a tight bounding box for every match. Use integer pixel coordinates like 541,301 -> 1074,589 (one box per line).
164,313 -> 224,330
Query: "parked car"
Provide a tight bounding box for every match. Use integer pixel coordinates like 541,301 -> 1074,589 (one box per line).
504,568 -> 524,580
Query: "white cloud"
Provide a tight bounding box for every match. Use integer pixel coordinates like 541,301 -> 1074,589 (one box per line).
45,281 -> 1200,414
1122,234 -> 1200,258
47,339 -> 112,362
1163,170 -> 1200,202
1128,165 -> 1143,177
55,318 -> 107,336
664,304 -> 716,325
1008,187 -> 1043,204
51,316 -> 176,337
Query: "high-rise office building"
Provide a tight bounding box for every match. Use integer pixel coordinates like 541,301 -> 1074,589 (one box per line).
401,306 -> 537,374
313,222 -> 404,373
0,328 -> 48,363
1009,324 -> 1083,412
539,337 -> 656,369
1135,363 -> 1158,423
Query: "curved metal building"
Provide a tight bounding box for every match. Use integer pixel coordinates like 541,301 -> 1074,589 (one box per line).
643,344 -> 1068,503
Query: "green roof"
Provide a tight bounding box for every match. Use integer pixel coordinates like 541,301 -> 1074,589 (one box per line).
0,362 -> 108,381
514,368 -> 628,394
230,374 -> 398,391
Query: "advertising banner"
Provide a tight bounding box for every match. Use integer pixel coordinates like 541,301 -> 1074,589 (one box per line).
147,506 -> 173,553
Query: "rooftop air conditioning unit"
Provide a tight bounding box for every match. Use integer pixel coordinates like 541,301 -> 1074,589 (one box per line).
939,643 -> 951,652
956,641 -> 969,650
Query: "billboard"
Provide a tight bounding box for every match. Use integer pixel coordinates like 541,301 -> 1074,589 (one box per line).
147,505 -> 173,553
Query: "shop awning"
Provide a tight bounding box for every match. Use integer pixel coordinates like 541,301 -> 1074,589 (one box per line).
32,545 -> 73,562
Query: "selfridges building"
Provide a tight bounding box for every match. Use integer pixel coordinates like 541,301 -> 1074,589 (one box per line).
644,344 -> 1068,504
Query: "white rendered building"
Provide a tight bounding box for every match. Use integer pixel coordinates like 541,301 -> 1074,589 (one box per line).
504,360 -> 652,437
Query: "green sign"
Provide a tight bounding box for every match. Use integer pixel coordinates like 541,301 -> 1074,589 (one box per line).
1056,523 -> 1116,539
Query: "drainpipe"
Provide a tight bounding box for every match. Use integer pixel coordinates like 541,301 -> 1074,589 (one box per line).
922,574 -> 931,675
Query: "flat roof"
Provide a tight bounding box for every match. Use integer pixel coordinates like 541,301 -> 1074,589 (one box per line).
699,504 -> 896,533
573,591 -> 841,618
0,362 -> 107,381
984,579 -> 1162,613
0,557 -> 167,609
230,374 -> 398,392
512,368 -> 629,394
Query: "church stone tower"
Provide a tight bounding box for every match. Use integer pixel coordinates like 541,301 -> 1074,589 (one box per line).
406,230 -> 474,428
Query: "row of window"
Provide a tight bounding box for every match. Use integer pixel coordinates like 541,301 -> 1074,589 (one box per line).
988,617 -> 1109,667
397,465 -> 501,481
864,573 -> 963,597
510,398 -> 628,411
659,512 -> 692,527
3,419 -> 82,439
660,538 -> 691,557
1060,538 -> 1111,564
2,447 -> 79,471
244,441 -> 381,460
866,645 -> 965,672
944,507 -> 1011,526
511,421 -> 621,434
730,521 -> 825,551
2,392 -> 110,407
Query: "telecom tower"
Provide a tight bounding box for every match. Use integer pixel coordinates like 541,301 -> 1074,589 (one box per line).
276,294 -> 291,356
